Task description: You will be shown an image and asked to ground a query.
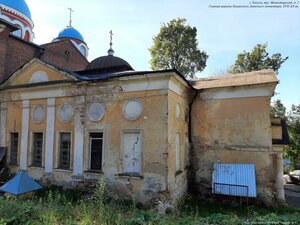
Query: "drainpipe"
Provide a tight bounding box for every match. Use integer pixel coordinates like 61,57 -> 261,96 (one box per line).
188,90 -> 198,143
187,90 -> 198,188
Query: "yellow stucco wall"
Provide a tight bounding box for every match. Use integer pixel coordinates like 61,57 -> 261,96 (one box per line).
2,60 -> 278,205
191,92 -> 275,204
192,96 -> 272,148
167,88 -> 191,201
53,97 -> 75,170
28,98 -> 47,167
2,68 -> 189,203
11,62 -> 71,86
6,101 -> 22,167
86,89 -> 169,202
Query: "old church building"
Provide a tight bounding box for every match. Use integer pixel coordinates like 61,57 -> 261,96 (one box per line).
0,0 -> 288,205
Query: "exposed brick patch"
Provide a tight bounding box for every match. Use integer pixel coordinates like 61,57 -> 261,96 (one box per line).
0,28 -> 39,83
41,39 -> 88,71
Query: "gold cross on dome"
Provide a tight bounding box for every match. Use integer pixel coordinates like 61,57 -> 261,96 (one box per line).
67,8 -> 74,27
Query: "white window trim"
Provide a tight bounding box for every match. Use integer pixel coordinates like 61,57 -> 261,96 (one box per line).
87,130 -> 105,172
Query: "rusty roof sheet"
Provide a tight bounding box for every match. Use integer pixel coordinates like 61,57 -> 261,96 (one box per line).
190,69 -> 278,90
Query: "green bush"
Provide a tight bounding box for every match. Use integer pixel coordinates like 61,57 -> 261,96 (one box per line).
197,213 -> 242,225
0,187 -> 299,225
0,197 -> 39,225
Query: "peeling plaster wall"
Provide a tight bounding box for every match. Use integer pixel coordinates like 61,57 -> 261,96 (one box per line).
191,86 -> 275,205
2,70 -> 191,204
166,77 -> 192,203
94,89 -> 169,203
191,148 -> 275,204
192,96 -> 272,148
1,66 -> 279,205
3,87 -> 170,203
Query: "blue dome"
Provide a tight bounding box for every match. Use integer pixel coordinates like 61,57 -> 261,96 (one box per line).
0,0 -> 32,19
57,26 -> 85,42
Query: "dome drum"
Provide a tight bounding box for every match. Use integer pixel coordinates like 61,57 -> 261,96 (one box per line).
0,0 -> 32,19
0,0 -> 34,41
53,26 -> 89,58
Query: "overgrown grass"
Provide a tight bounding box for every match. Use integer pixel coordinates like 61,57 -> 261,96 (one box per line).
0,178 -> 299,225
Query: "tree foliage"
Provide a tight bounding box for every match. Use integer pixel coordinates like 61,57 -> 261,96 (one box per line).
230,43 -> 288,74
271,101 -> 300,169
270,99 -> 286,119
149,18 -> 208,78
285,104 -> 300,169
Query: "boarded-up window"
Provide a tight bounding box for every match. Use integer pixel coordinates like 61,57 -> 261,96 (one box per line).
10,133 -> 18,165
122,131 -> 141,175
59,132 -> 71,170
89,133 -> 103,170
32,132 -> 43,167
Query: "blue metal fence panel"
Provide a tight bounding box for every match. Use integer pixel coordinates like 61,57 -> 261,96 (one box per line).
212,163 -> 257,197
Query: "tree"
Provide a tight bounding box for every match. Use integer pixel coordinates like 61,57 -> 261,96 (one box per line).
271,99 -> 286,119
271,101 -> 300,169
149,18 -> 208,78
285,104 -> 300,169
230,43 -> 288,74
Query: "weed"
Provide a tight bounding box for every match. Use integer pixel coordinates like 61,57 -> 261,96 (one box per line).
93,176 -> 109,207
0,197 -> 39,225
0,187 -> 299,225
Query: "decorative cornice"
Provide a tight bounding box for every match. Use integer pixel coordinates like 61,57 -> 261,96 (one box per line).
0,4 -> 33,28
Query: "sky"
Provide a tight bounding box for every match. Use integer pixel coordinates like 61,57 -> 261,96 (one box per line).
25,0 -> 300,109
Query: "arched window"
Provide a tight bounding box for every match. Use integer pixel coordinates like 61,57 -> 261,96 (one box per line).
24,30 -> 30,41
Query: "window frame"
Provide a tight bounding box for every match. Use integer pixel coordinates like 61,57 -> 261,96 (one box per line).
9,132 -> 19,165
30,131 -> 44,167
88,131 -> 104,172
57,132 -> 72,170
56,131 -> 72,171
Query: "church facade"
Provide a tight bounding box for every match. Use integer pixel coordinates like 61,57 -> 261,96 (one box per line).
0,58 -> 192,203
0,0 -> 288,205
